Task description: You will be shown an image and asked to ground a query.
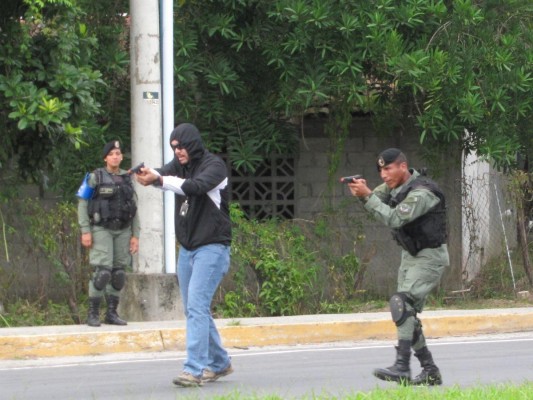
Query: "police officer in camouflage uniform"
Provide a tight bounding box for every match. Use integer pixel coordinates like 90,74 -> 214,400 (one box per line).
78,140 -> 140,327
347,148 -> 449,386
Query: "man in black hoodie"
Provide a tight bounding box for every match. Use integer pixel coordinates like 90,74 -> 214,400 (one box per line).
136,123 -> 233,387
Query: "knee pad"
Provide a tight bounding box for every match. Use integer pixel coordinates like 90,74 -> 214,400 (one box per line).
93,268 -> 112,291
111,268 -> 126,290
389,292 -> 414,327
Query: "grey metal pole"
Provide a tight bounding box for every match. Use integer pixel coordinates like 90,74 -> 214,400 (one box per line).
130,0 -> 164,273
161,0 -> 176,273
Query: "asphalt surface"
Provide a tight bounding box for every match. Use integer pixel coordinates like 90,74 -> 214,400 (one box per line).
2,307 -> 533,360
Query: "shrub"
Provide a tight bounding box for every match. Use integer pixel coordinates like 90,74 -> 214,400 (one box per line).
215,203 -> 368,317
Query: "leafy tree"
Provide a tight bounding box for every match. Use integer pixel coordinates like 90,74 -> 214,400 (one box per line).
175,0 -> 533,171
1,0 -> 531,197
173,1 -> 300,173
413,0 -> 533,169
0,0 -> 105,192
58,0 -> 132,197
0,0 -> 131,197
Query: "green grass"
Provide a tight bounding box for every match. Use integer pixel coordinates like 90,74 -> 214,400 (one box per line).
180,382 -> 533,399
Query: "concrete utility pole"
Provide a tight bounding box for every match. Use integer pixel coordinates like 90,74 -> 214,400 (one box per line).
130,0 -> 164,274
124,0 -> 182,321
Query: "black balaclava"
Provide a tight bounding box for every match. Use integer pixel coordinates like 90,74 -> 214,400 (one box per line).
169,123 -> 206,164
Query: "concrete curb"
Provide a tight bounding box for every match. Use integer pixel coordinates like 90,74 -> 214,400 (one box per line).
1,308 -> 533,360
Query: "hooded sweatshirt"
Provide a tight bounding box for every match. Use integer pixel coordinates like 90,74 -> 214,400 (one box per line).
157,123 -> 231,250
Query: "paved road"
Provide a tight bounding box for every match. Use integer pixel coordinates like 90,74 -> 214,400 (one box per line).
3,332 -> 533,400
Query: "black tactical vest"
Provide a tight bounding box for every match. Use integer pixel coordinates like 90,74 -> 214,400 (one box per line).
389,176 -> 447,256
88,168 -> 137,230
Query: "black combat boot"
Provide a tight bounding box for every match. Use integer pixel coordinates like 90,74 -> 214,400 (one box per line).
104,295 -> 127,325
87,297 -> 102,327
373,339 -> 411,384
411,346 -> 442,386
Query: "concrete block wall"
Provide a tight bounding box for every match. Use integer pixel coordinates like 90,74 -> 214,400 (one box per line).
0,116 -> 465,322
295,116 -> 463,296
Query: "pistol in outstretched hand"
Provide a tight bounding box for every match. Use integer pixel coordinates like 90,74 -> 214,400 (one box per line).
128,162 -> 145,175
339,174 -> 363,184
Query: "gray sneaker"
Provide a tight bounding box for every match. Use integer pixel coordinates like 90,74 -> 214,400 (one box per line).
172,372 -> 203,387
201,364 -> 234,383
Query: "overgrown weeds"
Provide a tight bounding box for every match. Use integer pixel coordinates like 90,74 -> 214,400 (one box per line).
214,203 -> 371,318
0,298 -> 88,328
1,198 -> 532,327
0,197 -> 91,327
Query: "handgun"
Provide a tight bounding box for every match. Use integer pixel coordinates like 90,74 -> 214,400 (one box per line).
339,174 -> 363,184
128,162 -> 145,174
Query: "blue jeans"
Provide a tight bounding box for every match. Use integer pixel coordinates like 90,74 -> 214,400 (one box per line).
177,243 -> 231,377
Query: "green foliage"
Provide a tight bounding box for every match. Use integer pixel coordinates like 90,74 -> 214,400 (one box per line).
501,171 -> 533,287
1,0 -> 530,197
50,0 -> 132,198
1,0 -> 533,326
173,1 -> 300,173
415,0 -> 533,170
0,298 -> 84,327
0,185 -> 21,306
0,207 -> 11,264
175,0 -> 533,172
470,252 -> 530,300
0,0 -> 132,198
507,171 -> 533,217
222,204 -> 320,316
216,203 -> 368,318
21,199 -> 90,323
0,0 -> 107,185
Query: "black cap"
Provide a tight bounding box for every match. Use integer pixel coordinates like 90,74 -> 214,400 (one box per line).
102,140 -> 121,158
377,148 -> 403,170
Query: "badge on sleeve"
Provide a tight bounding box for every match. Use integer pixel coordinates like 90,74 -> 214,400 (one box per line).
397,196 -> 418,217
398,203 -> 412,215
